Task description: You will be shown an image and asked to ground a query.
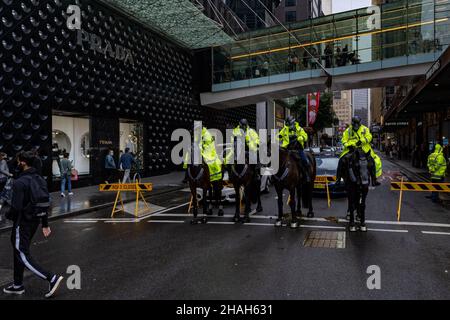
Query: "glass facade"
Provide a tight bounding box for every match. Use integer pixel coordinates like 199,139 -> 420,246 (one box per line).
212,0 -> 450,88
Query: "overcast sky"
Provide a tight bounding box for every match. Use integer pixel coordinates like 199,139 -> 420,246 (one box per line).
332,0 -> 372,13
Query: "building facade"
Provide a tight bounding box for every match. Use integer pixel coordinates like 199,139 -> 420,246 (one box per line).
273,0 -> 323,24
0,0 -> 255,190
333,91 -> 352,127
352,89 -> 370,127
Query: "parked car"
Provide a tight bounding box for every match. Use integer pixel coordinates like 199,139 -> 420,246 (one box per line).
313,152 -> 346,197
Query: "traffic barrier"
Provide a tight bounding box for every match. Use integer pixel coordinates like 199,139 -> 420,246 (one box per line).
99,182 -> 153,218
391,179 -> 450,221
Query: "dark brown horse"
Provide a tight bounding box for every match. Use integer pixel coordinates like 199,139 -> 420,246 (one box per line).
187,162 -> 223,224
341,147 -> 369,232
227,142 -> 262,223
272,147 -> 316,228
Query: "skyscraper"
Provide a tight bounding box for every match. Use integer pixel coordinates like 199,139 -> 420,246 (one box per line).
352,89 -> 370,127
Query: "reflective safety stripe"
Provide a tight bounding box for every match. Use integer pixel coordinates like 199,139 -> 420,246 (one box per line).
15,226 -> 47,280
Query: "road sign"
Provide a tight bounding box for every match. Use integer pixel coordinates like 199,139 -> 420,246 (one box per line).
99,183 -> 153,192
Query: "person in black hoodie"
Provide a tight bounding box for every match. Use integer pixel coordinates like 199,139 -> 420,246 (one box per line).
3,151 -> 63,298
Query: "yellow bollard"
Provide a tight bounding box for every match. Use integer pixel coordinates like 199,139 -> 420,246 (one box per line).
326,182 -> 331,208
397,177 -> 404,221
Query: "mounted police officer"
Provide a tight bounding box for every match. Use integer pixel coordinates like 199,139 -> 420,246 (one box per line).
230,118 -> 260,178
336,116 -> 382,186
183,122 -> 222,183
278,115 -> 311,182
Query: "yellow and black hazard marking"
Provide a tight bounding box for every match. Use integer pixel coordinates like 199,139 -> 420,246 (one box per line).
315,176 -> 336,183
390,182 -> 450,192
99,183 -> 153,192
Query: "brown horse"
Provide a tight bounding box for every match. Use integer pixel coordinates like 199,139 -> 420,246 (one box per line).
228,161 -> 262,224
187,162 -> 223,224
272,147 -> 316,228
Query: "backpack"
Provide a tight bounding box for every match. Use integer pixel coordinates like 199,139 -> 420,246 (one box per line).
23,174 -> 51,220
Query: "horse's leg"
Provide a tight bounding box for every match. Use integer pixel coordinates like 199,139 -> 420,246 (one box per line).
275,185 -> 283,227
190,185 -> 198,224
359,187 -> 368,232
348,186 -> 356,232
296,184 -> 302,215
307,182 -> 314,218
215,182 -> 224,216
289,187 -> 298,229
207,185 -> 213,215
242,185 -> 251,223
233,185 -> 240,222
256,182 -> 263,213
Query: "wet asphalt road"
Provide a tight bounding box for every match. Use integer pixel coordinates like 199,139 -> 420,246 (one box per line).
1,160 -> 450,300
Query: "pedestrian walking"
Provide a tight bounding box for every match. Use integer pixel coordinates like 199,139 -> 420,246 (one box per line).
427,143 -> 447,203
3,151 -> 63,298
0,153 -> 12,192
60,152 -> 73,197
104,149 -> 117,184
119,148 -> 136,184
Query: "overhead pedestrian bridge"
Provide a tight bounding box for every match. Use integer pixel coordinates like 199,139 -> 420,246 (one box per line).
201,0 -> 450,108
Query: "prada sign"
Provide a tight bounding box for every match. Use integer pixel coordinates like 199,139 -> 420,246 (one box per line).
76,30 -> 135,65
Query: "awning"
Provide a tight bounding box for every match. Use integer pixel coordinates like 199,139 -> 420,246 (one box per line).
100,0 -> 235,49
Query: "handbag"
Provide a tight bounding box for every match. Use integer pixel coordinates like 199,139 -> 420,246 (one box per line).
71,168 -> 79,181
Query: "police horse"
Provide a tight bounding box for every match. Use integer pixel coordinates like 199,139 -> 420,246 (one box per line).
341,147 -> 370,232
272,141 -> 316,228
227,139 -> 263,224
186,144 -> 223,224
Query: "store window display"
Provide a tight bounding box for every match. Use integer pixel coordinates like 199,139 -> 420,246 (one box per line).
52,115 -> 90,178
119,122 -> 144,172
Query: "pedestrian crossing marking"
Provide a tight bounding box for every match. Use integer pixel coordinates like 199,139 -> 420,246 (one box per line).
390,182 -> 450,192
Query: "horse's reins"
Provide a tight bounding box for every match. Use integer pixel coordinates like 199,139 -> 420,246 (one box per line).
231,164 -> 248,179
187,166 -> 204,182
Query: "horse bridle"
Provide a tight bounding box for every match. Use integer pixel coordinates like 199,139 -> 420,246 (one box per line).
231,164 -> 248,179
187,166 -> 204,182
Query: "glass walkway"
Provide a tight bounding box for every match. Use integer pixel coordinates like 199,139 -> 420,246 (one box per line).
211,0 -> 450,93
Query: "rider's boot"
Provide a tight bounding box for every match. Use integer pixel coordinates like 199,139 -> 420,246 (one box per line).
371,166 -> 381,186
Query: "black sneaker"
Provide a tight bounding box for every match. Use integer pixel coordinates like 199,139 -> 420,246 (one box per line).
44,275 -> 64,298
3,285 -> 25,295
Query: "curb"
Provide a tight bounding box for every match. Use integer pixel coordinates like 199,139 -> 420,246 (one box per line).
0,185 -> 185,232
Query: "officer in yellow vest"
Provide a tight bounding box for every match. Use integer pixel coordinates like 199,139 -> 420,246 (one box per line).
183,122 -> 222,182
278,115 -> 310,182
336,116 -> 382,186
427,143 -> 447,203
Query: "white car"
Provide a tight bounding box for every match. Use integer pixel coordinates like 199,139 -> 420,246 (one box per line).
196,168 -> 272,203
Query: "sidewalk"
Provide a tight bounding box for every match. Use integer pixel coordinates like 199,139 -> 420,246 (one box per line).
0,171 -> 185,230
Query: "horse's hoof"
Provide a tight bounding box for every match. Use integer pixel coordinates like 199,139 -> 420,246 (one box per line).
218,209 -> 224,216
233,216 -> 240,223
275,219 -> 282,227
207,209 -> 213,216
201,217 -> 208,224
359,225 -> 367,232
241,216 -> 250,224
349,225 -> 357,232
307,212 -> 314,218
190,219 -> 198,225
290,221 -> 298,229
281,220 -> 288,227
256,206 -> 263,213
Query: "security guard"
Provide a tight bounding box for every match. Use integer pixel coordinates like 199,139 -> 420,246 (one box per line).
278,115 -> 310,182
231,118 -> 260,179
183,122 -> 222,182
336,116 -> 382,186
427,143 -> 447,203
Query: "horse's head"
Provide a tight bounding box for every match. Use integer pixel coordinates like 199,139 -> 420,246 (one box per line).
351,148 -> 370,187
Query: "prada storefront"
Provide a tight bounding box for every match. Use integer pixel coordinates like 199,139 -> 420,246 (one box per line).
0,0 -> 256,190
